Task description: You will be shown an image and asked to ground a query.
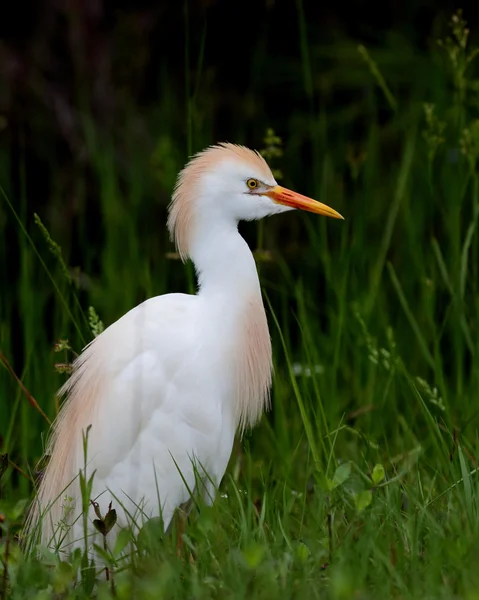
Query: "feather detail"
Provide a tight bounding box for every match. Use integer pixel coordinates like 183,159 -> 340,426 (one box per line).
235,295 -> 273,433
24,338 -> 104,548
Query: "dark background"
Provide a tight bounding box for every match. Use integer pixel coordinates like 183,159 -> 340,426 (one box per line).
2,0 -> 478,216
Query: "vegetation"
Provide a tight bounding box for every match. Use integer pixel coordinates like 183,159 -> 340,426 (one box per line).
1,6 -> 479,599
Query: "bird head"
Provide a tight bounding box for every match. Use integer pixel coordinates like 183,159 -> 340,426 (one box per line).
168,142 -> 343,261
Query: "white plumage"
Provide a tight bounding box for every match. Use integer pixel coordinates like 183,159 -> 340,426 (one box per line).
24,143 -> 343,557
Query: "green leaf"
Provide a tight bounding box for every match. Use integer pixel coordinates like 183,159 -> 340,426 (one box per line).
113,528 -> 131,557
354,490 -> 373,512
81,556 -> 96,596
242,543 -> 265,569
295,542 -> 310,562
53,561 -> 74,593
372,464 -> 385,485
137,517 -> 164,553
12,498 -> 29,521
327,462 -> 352,490
0,498 -> 29,522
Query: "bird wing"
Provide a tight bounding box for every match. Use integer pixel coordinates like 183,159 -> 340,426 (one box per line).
29,293 -> 235,551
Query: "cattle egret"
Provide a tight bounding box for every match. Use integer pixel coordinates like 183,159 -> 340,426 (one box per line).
25,142 -> 343,557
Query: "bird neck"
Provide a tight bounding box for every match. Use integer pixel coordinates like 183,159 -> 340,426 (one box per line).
190,219 -> 261,299
188,216 -> 272,432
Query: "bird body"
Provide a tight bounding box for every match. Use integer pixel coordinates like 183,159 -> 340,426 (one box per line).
25,143 -> 342,556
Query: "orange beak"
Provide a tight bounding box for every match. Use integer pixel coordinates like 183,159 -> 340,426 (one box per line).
265,185 -> 344,220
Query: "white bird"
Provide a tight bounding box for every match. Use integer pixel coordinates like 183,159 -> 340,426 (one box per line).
25,142 -> 343,557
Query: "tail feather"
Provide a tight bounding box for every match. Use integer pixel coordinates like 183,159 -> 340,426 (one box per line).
23,339 -> 104,551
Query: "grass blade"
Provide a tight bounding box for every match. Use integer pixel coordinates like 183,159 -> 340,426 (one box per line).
387,262 -> 435,369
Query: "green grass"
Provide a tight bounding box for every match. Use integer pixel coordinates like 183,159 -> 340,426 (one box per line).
2,7 -> 479,599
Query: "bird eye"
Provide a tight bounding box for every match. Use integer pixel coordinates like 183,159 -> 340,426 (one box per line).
246,178 -> 259,190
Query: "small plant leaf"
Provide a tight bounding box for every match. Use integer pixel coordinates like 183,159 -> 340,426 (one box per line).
295,541 -> 311,562
53,339 -> 72,353
11,498 -> 29,521
93,519 -> 106,536
242,542 -> 265,569
372,464 -> 385,485
137,517 -> 164,553
327,462 -> 352,490
81,555 -> 96,596
354,490 -> 373,512
113,528 -> 131,557
53,561 -> 75,593
103,508 -> 117,534
88,306 -> 104,337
